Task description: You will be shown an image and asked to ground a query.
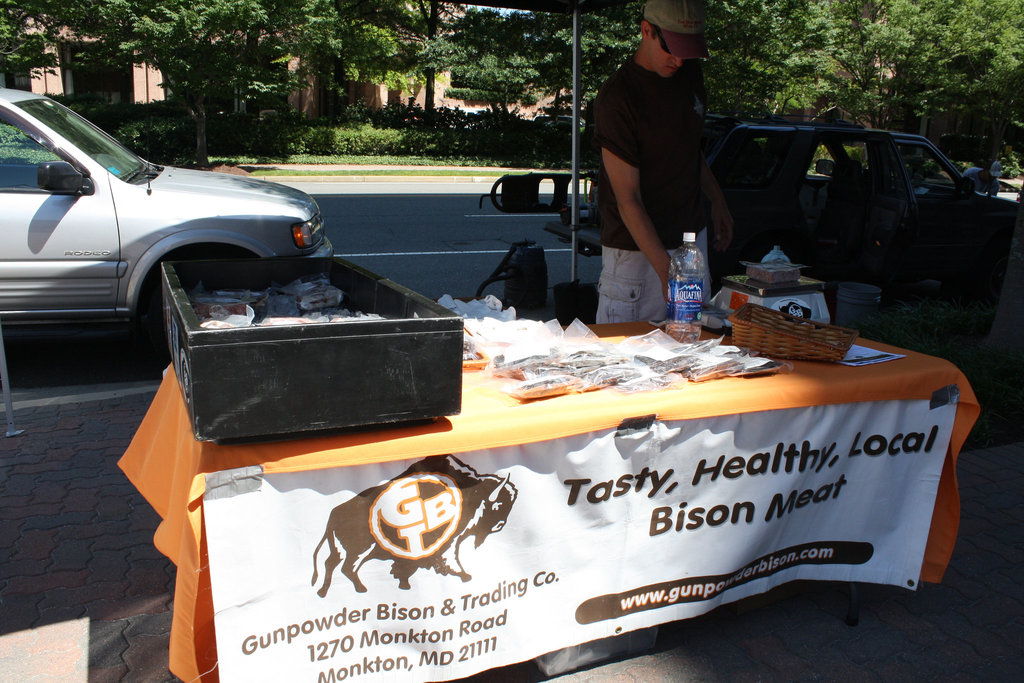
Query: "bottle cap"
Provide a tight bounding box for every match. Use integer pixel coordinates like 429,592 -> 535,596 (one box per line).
683,232 -> 696,242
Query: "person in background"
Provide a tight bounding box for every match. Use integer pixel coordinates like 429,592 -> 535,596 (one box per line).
963,161 -> 1002,197
592,0 -> 733,324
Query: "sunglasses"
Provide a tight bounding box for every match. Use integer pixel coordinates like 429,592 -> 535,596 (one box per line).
651,23 -> 673,56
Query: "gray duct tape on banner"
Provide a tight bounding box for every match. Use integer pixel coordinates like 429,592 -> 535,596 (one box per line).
616,414 -> 658,436
930,384 -> 960,410
205,465 -> 265,500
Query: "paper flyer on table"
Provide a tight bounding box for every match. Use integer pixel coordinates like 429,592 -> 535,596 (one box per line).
840,344 -> 906,366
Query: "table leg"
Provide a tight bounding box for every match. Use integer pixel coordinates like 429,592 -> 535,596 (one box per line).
845,582 -> 860,626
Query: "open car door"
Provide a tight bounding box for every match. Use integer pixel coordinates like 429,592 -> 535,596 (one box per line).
811,131 -> 912,281
858,132 -> 914,278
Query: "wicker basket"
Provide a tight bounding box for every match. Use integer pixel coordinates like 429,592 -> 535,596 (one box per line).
728,303 -> 858,362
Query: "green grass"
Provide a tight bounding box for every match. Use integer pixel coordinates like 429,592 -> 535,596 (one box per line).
212,154 -> 568,170
243,168 -> 511,177
855,299 -> 1024,449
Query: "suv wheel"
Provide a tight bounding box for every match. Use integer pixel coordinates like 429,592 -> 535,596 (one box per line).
972,241 -> 1009,301
143,285 -> 171,365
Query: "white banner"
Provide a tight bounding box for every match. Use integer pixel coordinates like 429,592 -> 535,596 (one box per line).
203,399 -> 956,682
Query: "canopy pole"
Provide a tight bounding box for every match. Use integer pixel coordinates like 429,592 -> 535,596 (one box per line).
1,318 -> 23,437
570,0 -> 582,282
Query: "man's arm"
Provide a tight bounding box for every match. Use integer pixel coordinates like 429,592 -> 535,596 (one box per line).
700,153 -> 734,251
602,148 -> 672,299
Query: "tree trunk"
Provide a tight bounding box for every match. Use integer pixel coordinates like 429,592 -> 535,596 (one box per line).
984,199 -> 1024,349
334,55 -> 348,112
424,0 -> 439,111
185,92 -> 210,167
988,119 -> 1008,163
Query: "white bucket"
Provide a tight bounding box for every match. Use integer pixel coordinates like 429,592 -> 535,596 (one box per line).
835,282 -> 882,327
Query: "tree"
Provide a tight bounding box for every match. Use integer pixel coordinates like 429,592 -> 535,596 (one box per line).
942,0 -> 1024,349
0,0 -> 57,78
407,0 -> 449,111
328,0 -> 433,109
61,0 -> 341,166
818,0 -> 950,128
146,0 -> 342,166
421,3 -> 637,123
704,0 -> 828,116
525,3 -> 639,115
424,8 -> 544,118
943,0 -> 1024,161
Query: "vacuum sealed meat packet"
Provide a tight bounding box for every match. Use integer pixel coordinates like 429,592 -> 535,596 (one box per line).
561,318 -> 601,344
271,273 -> 346,312
463,332 -> 485,362
465,317 -> 555,364
480,319 -> 791,400
553,347 -> 632,374
727,355 -> 794,378
578,363 -> 647,389
611,371 -> 681,394
683,354 -> 745,382
503,374 -> 584,401
676,345 -> 792,381
617,328 -> 682,359
487,352 -> 559,380
197,304 -> 256,328
188,282 -> 268,321
642,354 -> 701,375
257,316 -> 321,326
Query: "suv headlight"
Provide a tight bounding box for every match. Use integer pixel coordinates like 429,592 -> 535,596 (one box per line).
291,213 -> 324,249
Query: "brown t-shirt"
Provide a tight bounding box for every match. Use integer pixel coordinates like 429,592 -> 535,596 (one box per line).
593,58 -> 707,251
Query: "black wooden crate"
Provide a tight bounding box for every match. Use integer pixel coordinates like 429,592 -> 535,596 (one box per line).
161,257 -> 463,442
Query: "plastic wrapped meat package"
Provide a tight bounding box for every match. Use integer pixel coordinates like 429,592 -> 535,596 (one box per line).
477,320 -> 794,402
187,273 -> 383,329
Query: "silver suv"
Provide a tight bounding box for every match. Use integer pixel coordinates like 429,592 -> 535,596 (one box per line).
0,88 -> 332,349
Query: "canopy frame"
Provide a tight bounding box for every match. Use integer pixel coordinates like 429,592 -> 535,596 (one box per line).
463,0 -> 633,280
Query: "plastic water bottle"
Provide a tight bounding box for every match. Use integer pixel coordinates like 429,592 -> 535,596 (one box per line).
665,232 -> 705,343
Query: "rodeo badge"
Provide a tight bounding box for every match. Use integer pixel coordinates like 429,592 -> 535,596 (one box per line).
312,455 -> 518,596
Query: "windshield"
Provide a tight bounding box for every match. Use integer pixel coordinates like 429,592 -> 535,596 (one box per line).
15,98 -> 145,179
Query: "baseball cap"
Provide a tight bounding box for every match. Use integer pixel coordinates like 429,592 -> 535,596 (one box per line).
644,0 -> 710,60
990,161 -> 1002,178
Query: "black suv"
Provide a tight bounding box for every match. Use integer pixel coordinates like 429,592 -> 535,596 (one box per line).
703,115 -> 1017,299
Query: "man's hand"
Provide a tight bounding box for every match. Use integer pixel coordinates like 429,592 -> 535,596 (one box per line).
701,154 -> 733,252
710,198 -> 733,252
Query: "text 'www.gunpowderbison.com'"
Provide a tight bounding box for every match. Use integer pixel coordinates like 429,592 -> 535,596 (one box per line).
574,541 -> 873,625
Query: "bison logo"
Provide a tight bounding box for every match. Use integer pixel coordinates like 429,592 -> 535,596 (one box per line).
311,455 -> 517,596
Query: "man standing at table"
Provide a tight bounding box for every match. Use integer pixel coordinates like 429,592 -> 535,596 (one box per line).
593,0 -> 733,324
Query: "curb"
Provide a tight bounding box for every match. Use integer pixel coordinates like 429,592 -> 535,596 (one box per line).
8,381 -> 161,410
258,174 -> 505,184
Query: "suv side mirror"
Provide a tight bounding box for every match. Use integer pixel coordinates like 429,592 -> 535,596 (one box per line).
955,176 -> 975,199
815,158 -> 835,175
38,160 -> 94,195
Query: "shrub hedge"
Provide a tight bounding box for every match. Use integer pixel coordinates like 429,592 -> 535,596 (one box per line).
56,97 -> 581,167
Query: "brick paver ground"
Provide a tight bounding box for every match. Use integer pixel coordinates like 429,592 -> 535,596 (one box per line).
1,389 -> 1021,682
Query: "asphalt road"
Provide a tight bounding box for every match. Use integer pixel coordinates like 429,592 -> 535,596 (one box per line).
299,179 -> 601,302
1,179 -> 602,394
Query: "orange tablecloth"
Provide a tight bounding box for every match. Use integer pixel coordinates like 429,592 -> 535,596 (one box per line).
119,324 -> 979,682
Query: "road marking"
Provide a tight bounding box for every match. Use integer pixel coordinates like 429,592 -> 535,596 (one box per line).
337,248 -> 574,257
12,382 -> 159,409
